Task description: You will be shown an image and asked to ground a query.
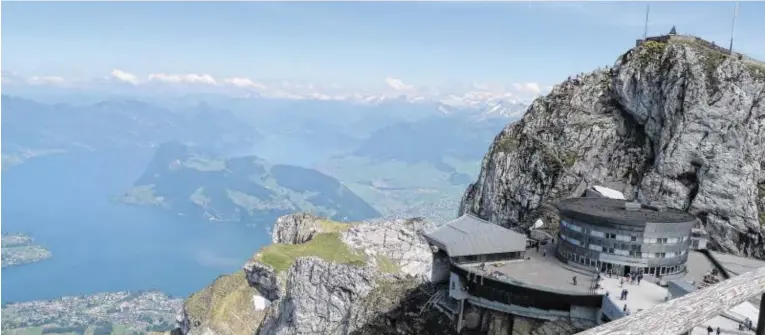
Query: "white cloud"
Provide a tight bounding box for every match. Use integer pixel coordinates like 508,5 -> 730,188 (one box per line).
26,76 -> 68,86
511,82 -> 543,95
148,73 -> 218,85
111,69 -> 140,85
5,69 -> 550,106
222,77 -> 266,89
385,77 -> 415,91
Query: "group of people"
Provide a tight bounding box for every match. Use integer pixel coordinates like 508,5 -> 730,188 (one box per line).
705,325 -> 721,335
738,317 -> 754,331
619,272 -> 644,287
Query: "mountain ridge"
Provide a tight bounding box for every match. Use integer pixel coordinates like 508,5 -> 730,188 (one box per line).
460,38 -> 765,259
116,142 -> 381,224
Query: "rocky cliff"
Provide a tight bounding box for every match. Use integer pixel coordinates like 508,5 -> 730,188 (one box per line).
176,213 -> 456,335
460,39 -> 765,258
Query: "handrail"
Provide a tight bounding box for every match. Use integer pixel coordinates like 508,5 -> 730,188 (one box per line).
576,265 -> 765,335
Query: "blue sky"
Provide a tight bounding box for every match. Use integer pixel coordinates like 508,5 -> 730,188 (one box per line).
2,1 -> 764,100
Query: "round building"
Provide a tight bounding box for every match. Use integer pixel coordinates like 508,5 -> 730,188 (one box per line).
554,197 -> 698,277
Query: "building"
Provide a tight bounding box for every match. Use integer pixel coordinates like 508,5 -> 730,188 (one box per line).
424,214 -> 528,265
691,227 -> 709,250
582,185 -> 626,200
424,200 -> 762,334
555,197 -> 698,277
424,214 -> 604,332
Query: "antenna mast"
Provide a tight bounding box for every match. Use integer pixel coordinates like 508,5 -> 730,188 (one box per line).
729,2 -> 739,53
643,4 -> 650,39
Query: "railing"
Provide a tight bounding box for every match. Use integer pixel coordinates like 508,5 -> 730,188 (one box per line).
576,257 -> 765,335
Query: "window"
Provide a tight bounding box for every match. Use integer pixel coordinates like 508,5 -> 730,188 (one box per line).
606,233 -> 616,239
630,236 -> 638,242
630,251 -> 642,257
657,238 -> 668,244
657,252 -> 666,258
606,247 -> 615,254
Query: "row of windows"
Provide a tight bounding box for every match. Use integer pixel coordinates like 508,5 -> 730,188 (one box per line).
453,251 -> 525,264
561,220 -> 688,245
588,239 -> 688,254
560,249 -> 686,276
562,233 -> 687,258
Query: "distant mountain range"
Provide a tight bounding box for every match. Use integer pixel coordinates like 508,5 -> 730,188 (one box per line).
1,93 -> 527,169
347,115 -> 507,170
115,141 -> 380,223
1,93 -> 525,221
1,95 -> 262,168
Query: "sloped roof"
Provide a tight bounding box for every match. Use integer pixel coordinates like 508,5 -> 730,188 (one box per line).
424,214 -> 528,257
591,185 -> 626,200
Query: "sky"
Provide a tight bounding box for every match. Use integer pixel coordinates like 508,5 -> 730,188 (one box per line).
2,1 -> 764,102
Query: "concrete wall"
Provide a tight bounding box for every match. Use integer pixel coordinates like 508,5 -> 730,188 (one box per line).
449,272 -> 469,300
431,252 -> 451,284
600,295 -> 627,321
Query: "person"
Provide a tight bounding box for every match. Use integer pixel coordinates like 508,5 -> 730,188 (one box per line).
716,326 -> 720,335
706,325 -> 713,334
623,304 -> 627,313
637,273 -> 643,285
572,276 -> 577,285
624,289 -> 629,300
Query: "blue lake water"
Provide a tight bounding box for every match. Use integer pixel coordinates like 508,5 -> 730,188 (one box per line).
1,149 -> 271,304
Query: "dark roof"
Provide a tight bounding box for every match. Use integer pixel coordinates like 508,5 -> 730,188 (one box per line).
554,197 -> 697,227
424,214 -> 528,257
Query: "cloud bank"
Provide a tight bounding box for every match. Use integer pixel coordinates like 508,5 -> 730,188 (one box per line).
5,69 -> 551,106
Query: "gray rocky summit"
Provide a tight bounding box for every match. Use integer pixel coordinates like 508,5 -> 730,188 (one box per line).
460,39 -> 765,259
177,213 -> 456,335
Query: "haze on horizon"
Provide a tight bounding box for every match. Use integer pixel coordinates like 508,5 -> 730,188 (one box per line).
3,1 -> 764,103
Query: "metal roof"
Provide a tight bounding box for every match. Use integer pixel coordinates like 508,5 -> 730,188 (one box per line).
423,214 -> 528,257
555,197 -> 697,227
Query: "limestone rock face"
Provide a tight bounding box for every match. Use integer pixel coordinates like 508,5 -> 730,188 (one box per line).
341,218 -> 435,279
258,257 -> 379,335
243,261 -> 281,301
460,40 -> 765,258
271,213 -> 322,245
177,213 -> 452,335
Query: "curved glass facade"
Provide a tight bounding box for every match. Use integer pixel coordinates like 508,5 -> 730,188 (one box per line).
555,216 -> 694,277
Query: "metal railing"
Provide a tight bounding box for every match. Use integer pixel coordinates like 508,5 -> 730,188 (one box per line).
576,250 -> 765,335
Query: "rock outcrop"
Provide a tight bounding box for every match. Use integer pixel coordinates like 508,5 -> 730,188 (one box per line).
271,213 -> 322,245
460,39 -> 765,258
177,213 -> 456,335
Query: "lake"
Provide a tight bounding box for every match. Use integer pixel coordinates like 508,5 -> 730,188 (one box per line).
1,149 -> 271,303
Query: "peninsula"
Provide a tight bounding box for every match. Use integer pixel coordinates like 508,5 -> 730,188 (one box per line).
1,233 -> 52,268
